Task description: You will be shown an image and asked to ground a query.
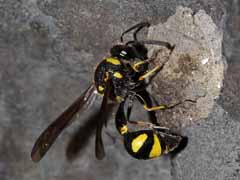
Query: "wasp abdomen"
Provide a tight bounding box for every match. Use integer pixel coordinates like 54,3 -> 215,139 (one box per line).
123,130 -> 163,160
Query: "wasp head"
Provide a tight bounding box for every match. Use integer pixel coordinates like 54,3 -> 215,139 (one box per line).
110,42 -> 148,61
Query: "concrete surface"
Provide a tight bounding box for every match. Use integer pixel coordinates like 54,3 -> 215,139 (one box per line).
0,0 -> 239,180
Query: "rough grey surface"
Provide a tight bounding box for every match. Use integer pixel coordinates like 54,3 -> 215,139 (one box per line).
172,105 -> 240,180
0,0 -> 238,180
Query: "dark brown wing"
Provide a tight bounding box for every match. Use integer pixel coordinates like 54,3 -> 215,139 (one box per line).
155,128 -> 183,153
31,84 -> 96,162
95,80 -> 112,160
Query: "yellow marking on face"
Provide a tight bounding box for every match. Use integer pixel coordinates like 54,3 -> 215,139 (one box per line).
113,72 -> 123,79
131,134 -> 148,153
98,85 -> 104,91
120,125 -> 128,135
106,58 -> 121,65
149,134 -> 162,158
143,104 -> 166,111
133,61 -> 145,72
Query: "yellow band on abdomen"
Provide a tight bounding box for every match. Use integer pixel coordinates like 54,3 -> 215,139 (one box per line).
149,134 -> 162,158
131,134 -> 148,153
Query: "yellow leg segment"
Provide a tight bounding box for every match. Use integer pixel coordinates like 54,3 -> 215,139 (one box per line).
132,61 -> 146,72
138,65 -> 161,81
128,120 -> 170,131
143,104 -> 167,111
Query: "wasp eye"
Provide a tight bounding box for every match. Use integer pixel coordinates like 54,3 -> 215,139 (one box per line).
110,45 -> 124,57
110,45 -> 135,60
120,50 -> 127,57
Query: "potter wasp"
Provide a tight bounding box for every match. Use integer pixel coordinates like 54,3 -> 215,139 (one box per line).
31,22 -> 180,162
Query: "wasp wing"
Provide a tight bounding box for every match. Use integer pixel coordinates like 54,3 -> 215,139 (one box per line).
155,128 -> 183,154
31,84 -> 96,162
95,80 -> 112,160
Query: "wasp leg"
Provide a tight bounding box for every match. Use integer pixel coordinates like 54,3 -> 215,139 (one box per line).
135,90 -> 159,125
138,47 -> 176,81
126,39 -> 175,50
115,97 -> 179,135
121,22 -> 150,42
132,60 -> 149,72
138,47 -> 175,82
135,90 -> 196,113
138,65 -> 161,81
115,99 -> 161,134
131,48 -> 164,73
143,104 -> 168,111
116,101 -> 170,132
133,61 -> 146,71
115,101 -> 129,135
127,120 -> 170,132
131,47 -> 161,72
143,99 -> 196,112
139,40 -> 175,50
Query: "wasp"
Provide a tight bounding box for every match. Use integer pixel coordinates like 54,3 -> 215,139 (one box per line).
31,22 -> 175,162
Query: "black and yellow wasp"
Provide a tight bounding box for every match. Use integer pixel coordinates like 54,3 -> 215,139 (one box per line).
31,22 -> 180,162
